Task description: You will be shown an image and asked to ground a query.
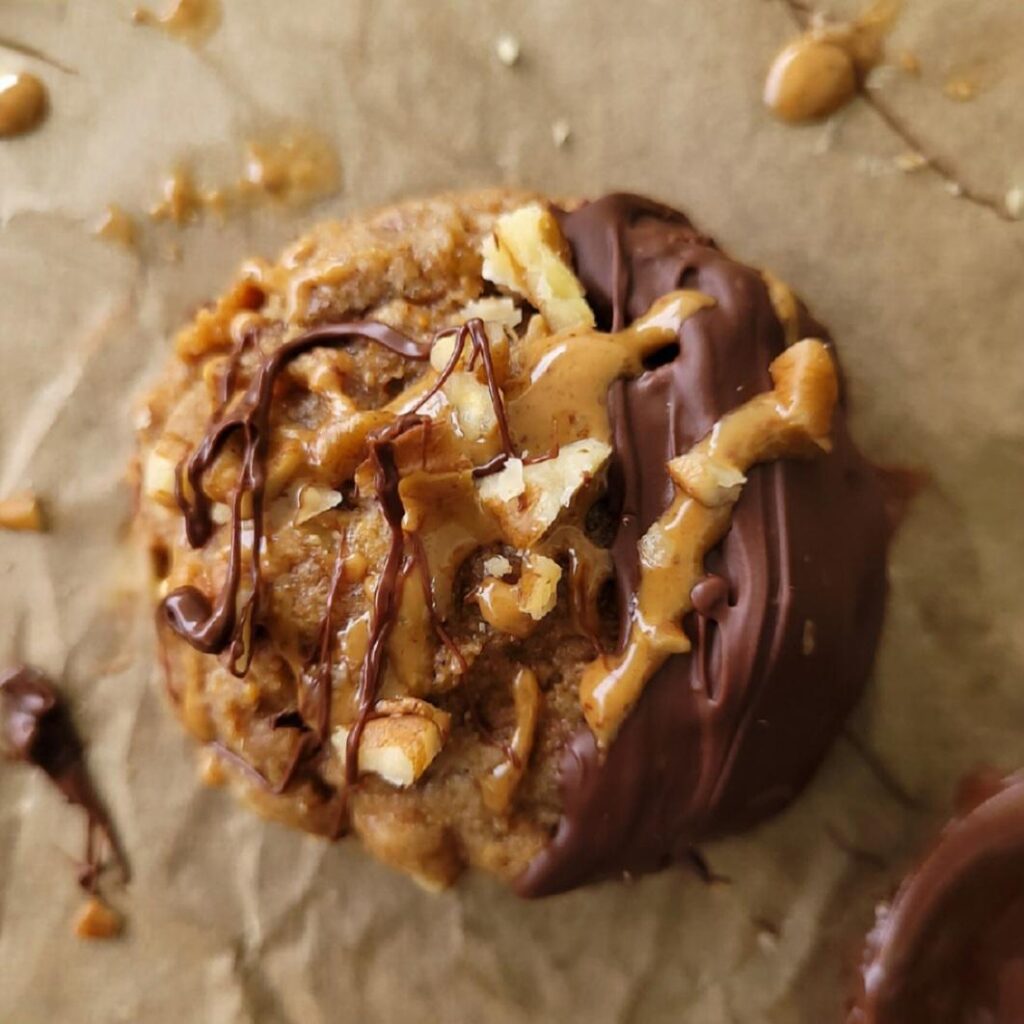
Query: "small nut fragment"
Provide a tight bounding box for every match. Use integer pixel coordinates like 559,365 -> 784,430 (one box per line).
495,34 -> 521,67
443,372 -> 498,442
479,438 -> 611,547
333,698 -> 451,788
476,552 -> 562,636
551,119 -> 571,148
1006,187 -> 1024,220
481,204 -> 595,332
482,554 -> 513,578
294,484 -> 342,525
0,491 -> 45,532
461,296 -> 522,331
73,896 -> 123,941
142,450 -> 179,507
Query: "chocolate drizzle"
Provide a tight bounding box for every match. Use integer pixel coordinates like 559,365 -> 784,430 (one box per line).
168,316 -> 514,806
850,773 -> 1024,1023
162,321 -> 429,675
0,666 -> 129,891
517,193 -> 891,895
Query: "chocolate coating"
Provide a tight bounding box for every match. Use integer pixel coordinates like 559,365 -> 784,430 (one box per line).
517,194 -> 890,895
0,665 -> 128,889
851,773 -> 1024,1023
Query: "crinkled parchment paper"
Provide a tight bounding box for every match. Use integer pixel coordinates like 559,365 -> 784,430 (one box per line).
1,1 -> 1022,1021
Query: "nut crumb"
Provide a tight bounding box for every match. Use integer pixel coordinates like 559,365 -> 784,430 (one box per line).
897,50 -> 921,75
945,181 -> 964,198
74,896 -> 123,940
1005,187 -> 1024,220
0,490 -> 45,532
495,34 -> 521,67
894,151 -> 928,174
551,119 -> 571,148
943,75 -> 977,102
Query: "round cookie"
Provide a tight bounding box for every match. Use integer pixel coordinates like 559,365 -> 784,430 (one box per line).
135,189 -> 891,893
850,772 -> 1024,1023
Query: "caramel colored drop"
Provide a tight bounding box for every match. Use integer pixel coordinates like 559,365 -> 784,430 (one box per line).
0,490 -> 45,532
240,131 -> 340,207
764,38 -> 857,123
132,0 -> 221,44
73,896 -> 123,940
0,72 -> 48,138
149,167 -> 203,224
944,74 -> 978,102
94,204 -> 138,249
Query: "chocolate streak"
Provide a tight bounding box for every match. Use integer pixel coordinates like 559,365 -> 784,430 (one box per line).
162,321 -> 430,675
0,665 -> 129,890
850,773 -> 1024,1023
517,194 -> 890,896
165,317 -> 514,800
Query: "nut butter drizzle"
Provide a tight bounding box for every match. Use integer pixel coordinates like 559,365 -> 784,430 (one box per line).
165,316 -> 518,799
0,666 -> 129,892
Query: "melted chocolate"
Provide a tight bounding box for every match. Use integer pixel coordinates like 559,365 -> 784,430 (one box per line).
850,774 -> 1024,1023
0,666 -> 129,890
517,193 -> 890,895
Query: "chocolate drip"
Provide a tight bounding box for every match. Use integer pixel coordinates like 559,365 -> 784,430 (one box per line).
518,193 -> 890,896
850,773 -> 1024,1023
161,320 -> 429,674
0,666 -> 129,891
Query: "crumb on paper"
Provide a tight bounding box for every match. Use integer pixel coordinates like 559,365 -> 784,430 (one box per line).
863,65 -> 896,92
495,34 -> 520,67
943,74 -> 978,102
1005,187 -> 1023,220
945,181 -> 964,198
895,151 -> 928,173
74,896 -> 123,940
94,204 -> 138,249
897,50 -> 921,75
0,490 -> 45,532
551,119 -> 571,148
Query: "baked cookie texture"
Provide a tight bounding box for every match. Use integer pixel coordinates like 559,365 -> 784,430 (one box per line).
135,189 -> 890,894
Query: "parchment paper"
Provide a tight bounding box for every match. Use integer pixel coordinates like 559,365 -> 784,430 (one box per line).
1,1 -> 1023,1021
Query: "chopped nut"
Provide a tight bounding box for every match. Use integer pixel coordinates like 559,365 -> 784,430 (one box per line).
482,554 -> 513,578
143,450 -> 179,506
518,552 -> 561,620
478,457 -> 525,503
481,204 -> 595,332
494,34 -> 521,67
551,119 -> 571,148
0,490 -> 45,532
479,438 -> 611,547
476,552 -> 563,636
332,698 -> 451,788
444,372 -> 499,442
895,151 -> 928,173
73,896 -> 123,940
294,484 -> 342,525
1006,187 -> 1024,220
461,296 -> 522,330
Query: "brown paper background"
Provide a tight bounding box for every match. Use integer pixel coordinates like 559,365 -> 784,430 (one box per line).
1,1 -> 1023,1020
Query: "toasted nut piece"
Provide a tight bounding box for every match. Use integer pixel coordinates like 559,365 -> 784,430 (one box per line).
142,450 -> 180,507
294,484 -> 342,525
73,897 -> 123,941
461,296 -> 522,331
476,552 -> 562,637
481,204 -> 595,332
479,438 -> 611,547
482,554 -> 513,578
480,667 -> 542,814
0,491 -> 45,532
443,372 -> 498,442
332,698 -> 451,788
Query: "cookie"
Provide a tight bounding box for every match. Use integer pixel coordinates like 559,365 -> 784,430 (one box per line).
850,771 -> 1024,1022
135,189 -> 890,893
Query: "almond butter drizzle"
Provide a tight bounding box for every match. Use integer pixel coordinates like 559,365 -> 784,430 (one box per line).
0,71 -> 48,138
578,338 -> 839,746
479,668 -> 541,813
132,0 -> 221,44
764,0 -> 901,123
